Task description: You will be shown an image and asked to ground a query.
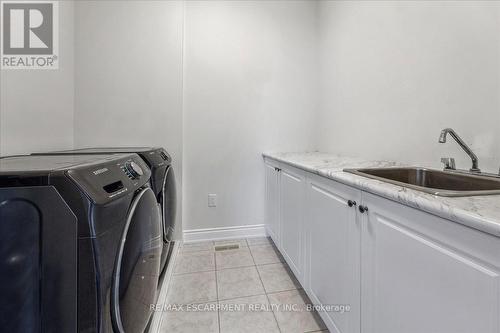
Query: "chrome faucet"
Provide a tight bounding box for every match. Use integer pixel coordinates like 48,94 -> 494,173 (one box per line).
439,128 -> 480,172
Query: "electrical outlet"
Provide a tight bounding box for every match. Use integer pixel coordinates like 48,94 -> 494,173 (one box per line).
208,194 -> 217,207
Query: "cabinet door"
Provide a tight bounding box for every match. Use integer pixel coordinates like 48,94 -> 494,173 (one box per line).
306,175 -> 361,333
265,161 -> 280,246
280,166 -> 305,280
361,192 -> 500,333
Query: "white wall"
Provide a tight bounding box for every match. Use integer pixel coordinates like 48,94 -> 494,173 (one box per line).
0,0 -> 75,156
317,1 -> 500,172
182,1 -> 318,231
2,0 -> 500,235
73,0 -> 184,237
74,1 -> 183,153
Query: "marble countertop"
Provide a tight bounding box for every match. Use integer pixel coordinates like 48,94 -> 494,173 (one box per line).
263,151 -> 500,238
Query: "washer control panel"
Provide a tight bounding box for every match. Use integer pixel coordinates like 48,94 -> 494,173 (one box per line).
122,161 -> 144,179
67,153 -> 151,205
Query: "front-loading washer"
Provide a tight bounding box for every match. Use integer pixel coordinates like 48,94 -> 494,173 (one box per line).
0,153 -> 162,332
32,147 -> 177,279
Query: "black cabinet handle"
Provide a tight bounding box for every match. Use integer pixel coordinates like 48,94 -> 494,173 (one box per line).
347,200 -> 357,207
358,205 -> 368,214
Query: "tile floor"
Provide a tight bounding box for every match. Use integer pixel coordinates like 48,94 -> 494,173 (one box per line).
158,237 -> 329,333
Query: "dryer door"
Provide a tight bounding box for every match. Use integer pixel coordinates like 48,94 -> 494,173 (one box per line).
111,188 -> 162,333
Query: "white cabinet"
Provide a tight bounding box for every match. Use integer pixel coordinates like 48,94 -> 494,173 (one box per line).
280,166 -> 306,281
361,192 -> 500,333
306,174 -> 361,333
264,157 -> 500,333
264,159 -> 280,246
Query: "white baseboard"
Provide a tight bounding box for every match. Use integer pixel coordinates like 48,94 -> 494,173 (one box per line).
183,224 -> 267,243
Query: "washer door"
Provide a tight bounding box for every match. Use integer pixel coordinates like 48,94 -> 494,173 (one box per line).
161,166 -> 177,242
112,188 -> 162,333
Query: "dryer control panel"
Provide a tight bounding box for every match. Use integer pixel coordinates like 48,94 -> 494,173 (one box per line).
142,148 -> 171,167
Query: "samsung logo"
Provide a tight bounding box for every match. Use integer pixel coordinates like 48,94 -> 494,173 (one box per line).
93,168 -> 109,175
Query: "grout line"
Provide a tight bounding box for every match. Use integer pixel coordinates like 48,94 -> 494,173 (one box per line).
214,251 -> 219,271
214,251 -> 221,333
266,288 -> 304,297
248,244 -> 282,333
272,286 -> 303,294
216,263 -> 256,272
248,245 -> 257,267
172,268 -> 216,276
216,264 -> 257,271
217,291 -> 268,303
255,261 -> 287,268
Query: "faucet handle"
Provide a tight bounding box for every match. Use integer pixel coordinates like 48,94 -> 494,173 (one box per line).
441,157 -> 456,170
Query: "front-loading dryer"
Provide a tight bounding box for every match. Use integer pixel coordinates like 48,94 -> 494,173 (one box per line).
0,153 -> 162,332
32,147 -> 177,279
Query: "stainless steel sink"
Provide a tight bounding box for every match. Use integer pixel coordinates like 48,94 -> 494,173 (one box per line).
343,167 -> 500,197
